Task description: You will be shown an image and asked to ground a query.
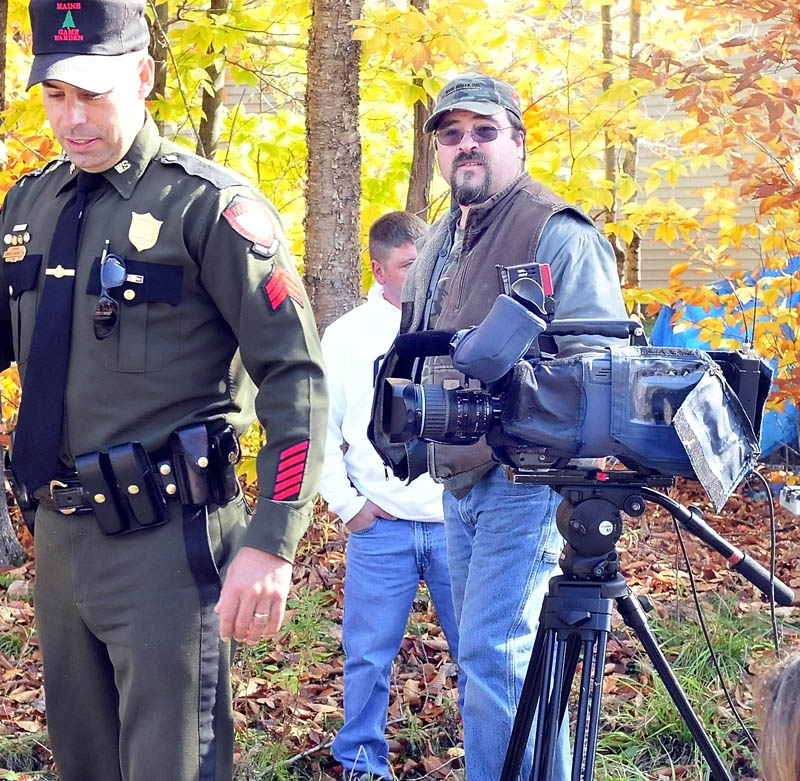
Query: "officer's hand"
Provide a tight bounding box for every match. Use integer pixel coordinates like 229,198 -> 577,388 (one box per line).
347,499 -> 396,532
215,546 -> 292,645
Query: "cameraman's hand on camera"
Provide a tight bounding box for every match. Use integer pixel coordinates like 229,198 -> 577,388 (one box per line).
347,499 -> 397,532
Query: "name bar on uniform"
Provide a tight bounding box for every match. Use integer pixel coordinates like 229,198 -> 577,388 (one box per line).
45,265 -> 76,279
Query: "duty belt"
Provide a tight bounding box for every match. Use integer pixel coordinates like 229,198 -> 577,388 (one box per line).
26,422 -> 241,536
36,456 -> 185,515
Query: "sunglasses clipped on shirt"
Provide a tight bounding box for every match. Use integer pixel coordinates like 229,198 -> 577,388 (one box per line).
94,244 -> 127,340
434,124 -> 514,146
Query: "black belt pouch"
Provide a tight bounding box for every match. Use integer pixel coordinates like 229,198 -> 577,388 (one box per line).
170,424 -> 211,506
75,451 -> 130,535
208,424 -> 241,504
108,442 -> 168,529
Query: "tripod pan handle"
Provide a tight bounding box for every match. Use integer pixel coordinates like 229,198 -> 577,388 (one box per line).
730,555 -> 794,606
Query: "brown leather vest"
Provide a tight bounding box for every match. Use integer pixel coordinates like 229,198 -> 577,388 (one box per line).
424,175 -> 588,494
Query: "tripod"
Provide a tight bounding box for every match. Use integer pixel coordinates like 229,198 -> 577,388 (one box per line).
499,469 -> 795,781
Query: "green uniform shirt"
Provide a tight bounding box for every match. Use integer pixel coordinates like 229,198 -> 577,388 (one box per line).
0,114 -> 327,561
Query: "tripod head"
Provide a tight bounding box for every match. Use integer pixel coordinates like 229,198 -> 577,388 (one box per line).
507,466 -> 672,581
507,465 -> 795,606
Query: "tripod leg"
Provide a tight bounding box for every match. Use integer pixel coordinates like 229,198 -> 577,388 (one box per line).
531,626 -> 556,781
616,592 -> 733,781
532,631 -> 601,781
537,635 -> 569,781
501,620 -> 549,781
511,623 -> 577,781
581,630 -> 609,781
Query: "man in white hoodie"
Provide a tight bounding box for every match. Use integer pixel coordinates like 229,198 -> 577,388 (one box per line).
320,212 -> 460,779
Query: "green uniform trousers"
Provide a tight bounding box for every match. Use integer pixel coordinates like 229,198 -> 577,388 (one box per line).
33,493 -> 249,781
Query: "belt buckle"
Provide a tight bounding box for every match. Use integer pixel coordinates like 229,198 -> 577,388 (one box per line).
49,479 -> 76,515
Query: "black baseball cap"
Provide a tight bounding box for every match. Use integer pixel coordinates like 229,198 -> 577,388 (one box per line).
27,0 -> 150,92
423,73 -> 523,133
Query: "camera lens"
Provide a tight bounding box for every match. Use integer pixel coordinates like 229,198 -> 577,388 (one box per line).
384,379 -> 501,445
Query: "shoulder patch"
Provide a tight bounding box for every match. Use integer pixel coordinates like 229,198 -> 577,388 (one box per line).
157,150 -> 246,190
223,196 -> 280,256
263,266 -> 304,311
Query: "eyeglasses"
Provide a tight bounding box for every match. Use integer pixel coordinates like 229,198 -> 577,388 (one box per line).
434,125 -> 513,146
94,250 -> 126,340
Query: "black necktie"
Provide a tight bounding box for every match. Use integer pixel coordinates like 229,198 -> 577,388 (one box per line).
13,171 -> 105,491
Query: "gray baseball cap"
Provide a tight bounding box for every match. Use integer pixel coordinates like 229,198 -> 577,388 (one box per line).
27,0 -> 150,92
423,74 -> 523,133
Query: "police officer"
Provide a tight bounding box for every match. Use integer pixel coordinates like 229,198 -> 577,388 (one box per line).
0,2 -> 326,780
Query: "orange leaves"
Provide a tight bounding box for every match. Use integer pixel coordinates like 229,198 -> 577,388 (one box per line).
660,0 -> 800,253
0,368 -> 21,433
720,36 -> 751,49
647,249 -> 800,416
668,262 -> 690,284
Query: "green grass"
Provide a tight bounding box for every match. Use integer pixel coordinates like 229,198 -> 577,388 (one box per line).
237,586 -> 338,681
0,573 -> 32,603
0,621 -> 35,662
235,730 -> 295,781
282,587 -> 339,652
0,732 -> 54,777
0,629 -> 25,658
595,594 -> 779,779
232,586 -> 341,780
228,582 -> 782,779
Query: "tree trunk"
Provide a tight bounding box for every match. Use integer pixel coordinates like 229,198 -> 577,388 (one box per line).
196,0 -> 229,159
304,0 -> 362,333
0,458 -> 24,568
623,0 -> 642,293
601,2 -> 625,278
405,0 -> 434,221
149,2 -> 169,135
406,87 -> 434,221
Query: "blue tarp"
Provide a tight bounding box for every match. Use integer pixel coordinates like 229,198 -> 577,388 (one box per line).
649,259 -> 799,457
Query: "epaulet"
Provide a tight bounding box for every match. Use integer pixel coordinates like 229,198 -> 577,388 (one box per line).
156,150 -> 248,190
20,157 -> 67,181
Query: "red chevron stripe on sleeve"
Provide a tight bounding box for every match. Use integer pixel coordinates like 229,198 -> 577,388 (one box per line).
264,267 -> 304,310
273,440 -> 309,501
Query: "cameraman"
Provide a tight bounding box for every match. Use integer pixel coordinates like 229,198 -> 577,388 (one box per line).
389,74 -> 628,779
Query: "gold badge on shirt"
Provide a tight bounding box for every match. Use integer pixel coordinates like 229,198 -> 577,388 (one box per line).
128,212 -> 163,252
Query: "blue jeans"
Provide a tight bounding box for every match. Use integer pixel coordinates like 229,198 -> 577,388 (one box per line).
443,465 -> 570,781
333,518 -> 460,778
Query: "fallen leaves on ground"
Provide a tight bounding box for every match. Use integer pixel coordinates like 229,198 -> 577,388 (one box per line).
0,478 -> 797,779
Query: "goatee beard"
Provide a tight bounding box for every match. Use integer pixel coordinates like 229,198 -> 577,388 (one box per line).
450,150 -> 492,206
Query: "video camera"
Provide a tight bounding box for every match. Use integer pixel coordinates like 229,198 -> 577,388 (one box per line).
370,265 -> 771,511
